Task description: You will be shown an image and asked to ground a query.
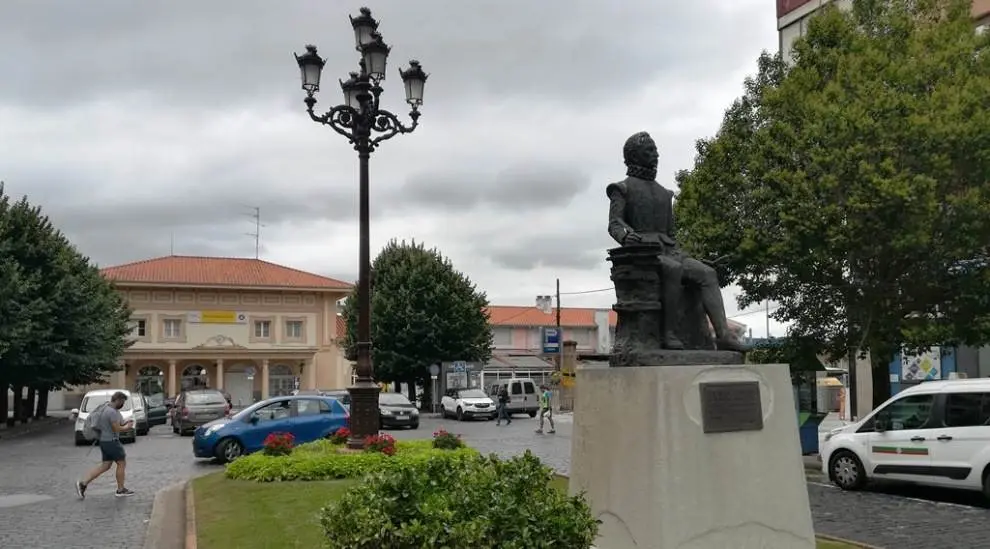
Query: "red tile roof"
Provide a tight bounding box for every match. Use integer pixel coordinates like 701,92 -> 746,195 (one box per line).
487,306 -> 617,327
101,255 -> 352,290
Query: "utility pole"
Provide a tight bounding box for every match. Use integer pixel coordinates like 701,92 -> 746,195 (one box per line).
556,278 -> 562,371
169,232 -> 175,255
765,300 -> 771,339
245,206 -> 263,259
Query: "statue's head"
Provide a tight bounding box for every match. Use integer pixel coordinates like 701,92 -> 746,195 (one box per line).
623,131 -> 659,172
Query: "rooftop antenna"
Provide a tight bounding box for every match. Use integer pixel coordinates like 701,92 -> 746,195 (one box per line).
244,206 -> 265,259
169,232 -> 175,255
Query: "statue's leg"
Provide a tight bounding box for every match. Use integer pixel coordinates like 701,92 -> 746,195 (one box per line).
658,255 -> 685,350
681,258 -> 747,352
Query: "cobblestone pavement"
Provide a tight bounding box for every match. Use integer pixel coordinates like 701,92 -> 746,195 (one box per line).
4,413 -> 990,549
419,413 -> 990,549
0,423 -> 222,549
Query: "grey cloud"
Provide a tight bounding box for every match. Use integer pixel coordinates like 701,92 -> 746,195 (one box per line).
482,228 -> 613,271
394,162 -> 591,212
0,1 -> 765,111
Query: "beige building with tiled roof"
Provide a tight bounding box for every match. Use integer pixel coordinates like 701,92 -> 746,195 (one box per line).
78,255 -> 353,408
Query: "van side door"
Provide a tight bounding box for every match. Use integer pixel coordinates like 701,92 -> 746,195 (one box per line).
510,381 -> 523,410
866,394 -> 936,483
927,391 -> 990,488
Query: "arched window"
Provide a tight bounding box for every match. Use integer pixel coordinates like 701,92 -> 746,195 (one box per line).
182,364 -> 209,391
269,364 -> 295,396
135,365 -> 165,397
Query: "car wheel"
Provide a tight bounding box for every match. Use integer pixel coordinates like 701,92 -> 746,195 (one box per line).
456,407 -> 464,421
216,438 -> 244,464
829,450 -> 866,491
982,466 -> 990,501
440,405 -> 447,419
410,422 -> 419,430
528,410 -> 537,418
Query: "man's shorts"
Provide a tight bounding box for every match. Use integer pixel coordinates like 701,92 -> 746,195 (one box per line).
99,440 -> 126,463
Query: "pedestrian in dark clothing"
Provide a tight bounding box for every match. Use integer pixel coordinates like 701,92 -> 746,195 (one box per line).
495,385 -> 512,426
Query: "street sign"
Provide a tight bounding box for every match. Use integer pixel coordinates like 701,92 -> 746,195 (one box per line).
429,364 -> 440,376
542,327 -> 560,354
452,361 -> 467,372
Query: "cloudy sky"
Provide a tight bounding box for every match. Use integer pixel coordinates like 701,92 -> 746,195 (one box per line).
0,0 -> 788,337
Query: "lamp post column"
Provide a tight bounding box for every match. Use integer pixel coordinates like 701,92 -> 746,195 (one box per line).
348,144 -> 380,449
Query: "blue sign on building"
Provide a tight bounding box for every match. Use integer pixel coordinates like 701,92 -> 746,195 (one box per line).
542,327 -> 560,354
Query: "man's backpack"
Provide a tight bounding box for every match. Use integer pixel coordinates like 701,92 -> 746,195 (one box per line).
83,402 -> 109,440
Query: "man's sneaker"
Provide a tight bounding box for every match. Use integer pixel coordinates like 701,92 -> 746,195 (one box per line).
75,481 -> 87,499
535,429 -> 543,434
548,430 -> 556,434
114,488 -> 135,498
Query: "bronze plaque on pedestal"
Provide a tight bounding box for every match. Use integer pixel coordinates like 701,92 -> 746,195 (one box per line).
699,381 -> 763,434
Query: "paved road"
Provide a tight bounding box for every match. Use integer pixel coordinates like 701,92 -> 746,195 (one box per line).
425,413 -> 990,549
3,413 -> 990,549
0,423 -> 222,549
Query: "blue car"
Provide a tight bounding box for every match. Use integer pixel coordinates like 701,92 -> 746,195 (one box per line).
193,395 -> 349,463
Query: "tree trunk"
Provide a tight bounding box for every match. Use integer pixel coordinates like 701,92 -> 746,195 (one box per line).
35,389 -> 48,418
420,377 -> 433,412
870,345 -> 894,408
24,387 -> 36,422
0,379 -> 8,426
10,385 -> 23,426
406,381 -> 417,408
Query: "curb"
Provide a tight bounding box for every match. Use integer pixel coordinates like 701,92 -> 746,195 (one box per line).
185,482 -> 197,549
142,482 -> 186,549
0,417 -> 69,441
816,533 -> 884,549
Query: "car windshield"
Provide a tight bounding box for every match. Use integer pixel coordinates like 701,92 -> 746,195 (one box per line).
82,395 -> 132,412
458,389 -> 487,399
186,392 -> 227,405
380,393 -> 412,406
146,393 -> 165,407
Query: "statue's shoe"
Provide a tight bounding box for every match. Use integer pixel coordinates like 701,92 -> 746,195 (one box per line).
715,337 -> 750,352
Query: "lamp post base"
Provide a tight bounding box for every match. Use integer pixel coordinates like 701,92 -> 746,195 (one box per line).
346,381 -> 381,449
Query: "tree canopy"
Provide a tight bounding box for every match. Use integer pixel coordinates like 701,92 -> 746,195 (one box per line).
0,183 -> 133,424
341,239 -> 493,404
674,0 -> 990,404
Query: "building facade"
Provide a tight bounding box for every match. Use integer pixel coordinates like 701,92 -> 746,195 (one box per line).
67,255 -> 353,409
778,0 -> 990,62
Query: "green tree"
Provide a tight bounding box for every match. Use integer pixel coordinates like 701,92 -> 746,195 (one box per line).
674,0 -> 990,406
341,239 -> 493,406
0,183 -> 133,423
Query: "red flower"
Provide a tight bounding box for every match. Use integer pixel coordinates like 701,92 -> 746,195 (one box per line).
263,432 -> 295,456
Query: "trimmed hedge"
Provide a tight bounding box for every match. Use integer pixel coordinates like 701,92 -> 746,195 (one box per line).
321,451 -> 600,549
224,439 -> 479,482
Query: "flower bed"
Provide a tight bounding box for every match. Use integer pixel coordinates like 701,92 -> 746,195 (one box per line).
225,438 -> 478,482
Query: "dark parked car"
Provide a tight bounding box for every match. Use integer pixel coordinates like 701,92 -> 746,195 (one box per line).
193,395 -> 349,463
172,389 -> 231,436
144,393 -> 169,427
379,392 -> 419,429
294,389 -> 351,411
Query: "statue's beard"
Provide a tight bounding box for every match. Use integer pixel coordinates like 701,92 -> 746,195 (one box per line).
626,163 -> 657,181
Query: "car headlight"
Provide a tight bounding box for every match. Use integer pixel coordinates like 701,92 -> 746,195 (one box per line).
205,424 -> 224,436
380,409 -> 393,416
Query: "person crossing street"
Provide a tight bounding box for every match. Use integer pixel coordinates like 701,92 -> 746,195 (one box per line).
535,384 -> 555,434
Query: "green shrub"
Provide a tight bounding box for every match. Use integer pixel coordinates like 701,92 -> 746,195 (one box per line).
224,439 -> 477,482
320,451 -> 600,549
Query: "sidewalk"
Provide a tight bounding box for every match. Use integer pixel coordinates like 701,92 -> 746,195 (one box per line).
0,410 -> 71,441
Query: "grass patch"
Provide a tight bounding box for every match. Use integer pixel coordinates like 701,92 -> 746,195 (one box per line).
195,471 -> 863,549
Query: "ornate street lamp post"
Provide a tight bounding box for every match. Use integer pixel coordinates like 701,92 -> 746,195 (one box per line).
295,7 -> 427,449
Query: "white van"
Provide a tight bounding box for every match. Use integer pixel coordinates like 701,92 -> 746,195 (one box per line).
70,389 -> 138,445
820,378 -> 990,499
487,378 -> 539,417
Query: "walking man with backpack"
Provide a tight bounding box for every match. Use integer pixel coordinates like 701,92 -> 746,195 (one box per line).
75,391 -> 135,499
535,384 -> 555,434
495,384 -> 511,426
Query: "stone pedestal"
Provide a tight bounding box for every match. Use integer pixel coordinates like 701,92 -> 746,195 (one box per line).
570,363 -> 815,549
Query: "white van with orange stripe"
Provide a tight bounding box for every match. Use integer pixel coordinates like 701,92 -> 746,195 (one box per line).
820,379 -> 990,500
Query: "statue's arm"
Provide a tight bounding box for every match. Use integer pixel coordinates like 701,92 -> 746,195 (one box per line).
606,182 -> 634,245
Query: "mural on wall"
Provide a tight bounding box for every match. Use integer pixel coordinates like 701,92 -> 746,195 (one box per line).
902,348 -> 941,381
